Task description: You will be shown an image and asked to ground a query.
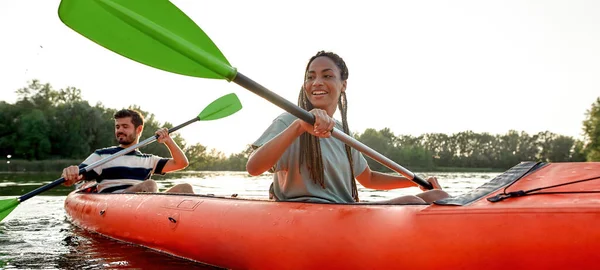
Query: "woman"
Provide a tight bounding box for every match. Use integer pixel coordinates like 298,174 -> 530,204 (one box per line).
247,51 -> 448,204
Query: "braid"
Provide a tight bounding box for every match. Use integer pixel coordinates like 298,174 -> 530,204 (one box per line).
298,51 -> 359,202
339,92 -> 359,202
298,88 -> 325,188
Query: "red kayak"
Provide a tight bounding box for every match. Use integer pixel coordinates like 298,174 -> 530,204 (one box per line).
64,162 -> 600,269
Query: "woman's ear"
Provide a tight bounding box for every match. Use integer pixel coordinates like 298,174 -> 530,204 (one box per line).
341,80 -> 347,92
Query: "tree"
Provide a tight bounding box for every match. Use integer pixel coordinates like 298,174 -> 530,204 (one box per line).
422,133 -> 456,167
15,109 -> 51,160
571,140 -> 587,162
223,145 -> 254,171
185,143 -> 213,170
15,80 -> 59,111
582,97 -> 600,161
497,130 -> 521,168
548,135 -> 576,162
0,101 -> 18,157
0,80 -> 589,170
50,101 -> 111,159
355,128 -> 396,171
463,132 -> 498,168
355,128 -> 395,154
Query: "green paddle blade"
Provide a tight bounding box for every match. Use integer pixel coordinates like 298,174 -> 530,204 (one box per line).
199,93 -> 243,121
58,0 -> 236,80
0,198 -> 19,222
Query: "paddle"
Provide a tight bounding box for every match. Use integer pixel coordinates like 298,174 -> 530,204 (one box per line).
56,0 -> 433,190
0,93 -> 242,222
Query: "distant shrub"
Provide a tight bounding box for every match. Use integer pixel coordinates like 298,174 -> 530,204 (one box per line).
0,159 -> 81,172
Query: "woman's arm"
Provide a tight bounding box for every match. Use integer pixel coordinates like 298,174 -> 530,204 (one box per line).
356,167 -> 443,190
247,109 -> 336,176
246,120 -> 304,176
355,166 -> 418,190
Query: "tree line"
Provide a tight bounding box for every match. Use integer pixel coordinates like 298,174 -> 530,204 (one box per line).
1,81 -> 599,172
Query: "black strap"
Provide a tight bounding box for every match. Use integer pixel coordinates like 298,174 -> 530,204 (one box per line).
488,175 -> 600,202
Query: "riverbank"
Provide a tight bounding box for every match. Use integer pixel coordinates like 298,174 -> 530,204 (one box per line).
0,159 -> 506,173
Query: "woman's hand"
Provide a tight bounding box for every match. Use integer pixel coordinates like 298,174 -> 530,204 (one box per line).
298,109 -> 335,138
419,176 -> 442,191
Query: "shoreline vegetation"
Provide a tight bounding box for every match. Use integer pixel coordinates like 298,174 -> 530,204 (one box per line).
1,81 -> 599,174
0,159 -> 528,174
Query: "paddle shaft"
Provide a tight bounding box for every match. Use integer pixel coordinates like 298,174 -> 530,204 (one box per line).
17,117 -> 199,202
56,0 -> 430,190
233,73 -> 433,190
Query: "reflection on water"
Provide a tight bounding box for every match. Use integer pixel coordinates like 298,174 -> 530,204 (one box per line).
62,228 -> 218,269
0,171 -> 499,269
0,196 -> 219,269
0,172 -> 74,196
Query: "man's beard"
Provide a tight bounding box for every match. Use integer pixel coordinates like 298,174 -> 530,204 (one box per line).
116,133 -> 136,145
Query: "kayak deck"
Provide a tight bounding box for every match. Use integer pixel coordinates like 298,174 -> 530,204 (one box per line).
64,161 -> 600,269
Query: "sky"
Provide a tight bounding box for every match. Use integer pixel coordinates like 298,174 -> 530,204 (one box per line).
1,0 -> 599,156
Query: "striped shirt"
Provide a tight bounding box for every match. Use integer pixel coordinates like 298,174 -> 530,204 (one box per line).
78,146 -> 169,193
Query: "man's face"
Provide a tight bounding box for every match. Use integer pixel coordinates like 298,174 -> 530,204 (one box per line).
114,117 -> 140,146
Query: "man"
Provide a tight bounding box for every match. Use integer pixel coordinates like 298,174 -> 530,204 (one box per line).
62,109 -> 192,193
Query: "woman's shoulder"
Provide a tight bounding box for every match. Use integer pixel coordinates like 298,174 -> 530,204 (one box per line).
273,112 -> 297,125
274,112 -> 344,128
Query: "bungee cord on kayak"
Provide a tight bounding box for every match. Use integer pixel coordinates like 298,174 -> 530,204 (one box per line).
488,173 -> 600,202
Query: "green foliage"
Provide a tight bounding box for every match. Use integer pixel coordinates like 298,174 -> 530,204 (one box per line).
571,140 -> 587,162
0,80 -> 189,163
15,109 -> 51,160
355,129 -> 435,171
583,97 -> 600,161
354,127 -> 587,171
0,159 -> 82,172
185,144 -> 253,171
0,81 -> 595,172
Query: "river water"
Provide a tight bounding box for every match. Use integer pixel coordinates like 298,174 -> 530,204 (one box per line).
0,171 -> 499,269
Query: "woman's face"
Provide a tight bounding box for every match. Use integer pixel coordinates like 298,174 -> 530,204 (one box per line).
303,56 -> 346,115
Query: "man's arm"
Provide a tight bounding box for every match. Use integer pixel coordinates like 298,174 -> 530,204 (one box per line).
156,128 -> 189,173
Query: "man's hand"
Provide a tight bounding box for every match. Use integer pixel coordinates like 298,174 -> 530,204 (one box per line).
62,165 -> 83,186
156,128 -> 173,144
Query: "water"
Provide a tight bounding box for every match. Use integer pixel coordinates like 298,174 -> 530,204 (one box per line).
0,171 -> 499,269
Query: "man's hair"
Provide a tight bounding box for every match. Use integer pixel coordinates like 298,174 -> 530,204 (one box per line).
113,109 -> 144,128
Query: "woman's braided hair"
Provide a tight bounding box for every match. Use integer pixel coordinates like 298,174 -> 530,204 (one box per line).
297,51 -> 359,202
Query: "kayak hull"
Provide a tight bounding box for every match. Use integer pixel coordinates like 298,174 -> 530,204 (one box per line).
64,162 -> 600,269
